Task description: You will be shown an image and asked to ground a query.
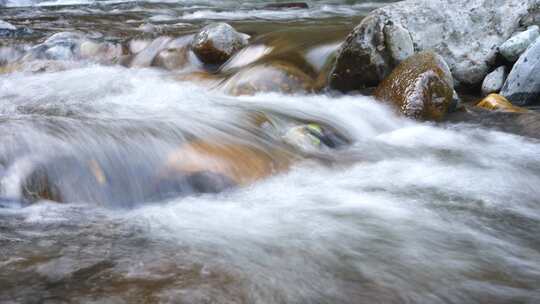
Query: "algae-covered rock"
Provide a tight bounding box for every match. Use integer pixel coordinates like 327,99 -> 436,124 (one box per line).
373,52 -> 454,121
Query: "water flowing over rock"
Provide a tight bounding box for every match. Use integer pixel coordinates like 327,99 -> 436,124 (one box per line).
329,0 -> 538,91
191,23 -> 249,66
222,61 -> 314,95
373,52 -> 454,121
481,66 -> 507,96
160,140 -> 291,187
500,37 -> 540,106
499,25 -> 540,62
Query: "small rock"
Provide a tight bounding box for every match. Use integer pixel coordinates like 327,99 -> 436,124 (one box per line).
481,66 -> 507,96
499,25 -> 540,62
80,40 -> 123,64
475,94 -> 527,113
264,2 -> 309,9
130,36 -> 172,68
21,165 -> 63,203
191,23 -> 249,66
128,39 -> 151,54
500,37 -> 540,106
222,61 -> 314,96
153,47 -> 189,70
373,52 -> 454,121
383,21 -> 414,65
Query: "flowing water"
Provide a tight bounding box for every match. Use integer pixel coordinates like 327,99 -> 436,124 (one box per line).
1,1 -> 540,303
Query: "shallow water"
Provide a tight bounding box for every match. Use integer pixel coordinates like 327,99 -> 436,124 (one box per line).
1,1 -> 540,303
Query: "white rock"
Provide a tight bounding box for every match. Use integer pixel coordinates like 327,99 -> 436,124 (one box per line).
481,66 -> 507,96
499,25 -> 540,62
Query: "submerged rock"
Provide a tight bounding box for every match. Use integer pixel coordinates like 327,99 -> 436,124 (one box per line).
191,23 -> 249,66
476,94 -> 527,113
79,40 -> 123,64
153,47 -> 189,70
22,165 -> 63,203
481,66 -> 507,96
373,52 -> 454,121
500,37 -> 540,106
499,25 -> 540,62
130,36 -> 172,68
160,140 -> 291,187
264,2 -> 309,9
222,61 -> 314,95
329,0 -> 537,91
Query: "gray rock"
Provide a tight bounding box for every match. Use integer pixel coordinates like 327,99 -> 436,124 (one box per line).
329,0 -> 538,92
383,21 -> 414,64
500,37 -> 540,106
499,25 -> 540,62
191,23 -> 249,66
481,66 -> 507,96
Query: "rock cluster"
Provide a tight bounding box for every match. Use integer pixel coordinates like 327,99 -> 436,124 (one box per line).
329,0 -> 538,91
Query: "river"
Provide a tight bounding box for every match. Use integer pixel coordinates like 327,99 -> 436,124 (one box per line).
1,1 -> 540,303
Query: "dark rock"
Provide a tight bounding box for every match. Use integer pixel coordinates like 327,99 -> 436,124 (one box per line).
152,171 -> 236,200
21,164 -> 63,203
329,0 -> 538,92
373,52 -> 454,121
191,23 -> 249,66
500,37 -> 540,106
222,61 -> 314,95
264,2 -> 309,9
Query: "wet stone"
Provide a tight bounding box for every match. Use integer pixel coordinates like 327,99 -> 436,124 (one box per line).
374,52 -> 454,121
191,23 -> 249,66
500,36 -> 540,106
222,61 -> 314,96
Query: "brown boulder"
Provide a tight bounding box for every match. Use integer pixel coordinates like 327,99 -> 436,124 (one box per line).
373,52 -> 454,121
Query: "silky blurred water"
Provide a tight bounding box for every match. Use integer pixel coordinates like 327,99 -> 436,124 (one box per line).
1,1 -> 540,303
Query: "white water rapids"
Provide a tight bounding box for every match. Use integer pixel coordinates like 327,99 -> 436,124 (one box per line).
1,65 -> 539,303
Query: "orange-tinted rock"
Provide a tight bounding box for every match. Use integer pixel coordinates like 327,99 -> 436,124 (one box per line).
161,140 -> 291,186
475,94 -> 528,113
374,52 -> 454,121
